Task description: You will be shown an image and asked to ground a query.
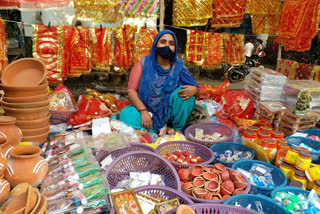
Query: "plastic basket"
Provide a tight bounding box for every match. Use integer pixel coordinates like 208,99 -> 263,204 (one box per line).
49,106 -> 78,125
96,144 -> 155,165
232,160 -> 287,196
285,136 -> 320,164
155,141 -> 215,170
301,129 -> 320,138
210,142 -> 256,168
271,186 -> 311,200
185,122 -> 234,147
110,185 -> 194,214
104,150 -> 181,191
223,194 -> 287,214
185,165 -> 251,204
166,203 -> 259,214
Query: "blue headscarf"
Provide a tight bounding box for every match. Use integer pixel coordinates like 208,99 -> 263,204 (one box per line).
138,30 -> 198,130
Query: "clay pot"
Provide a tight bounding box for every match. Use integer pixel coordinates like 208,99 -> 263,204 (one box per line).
0,132 -> 13,159
176,205 -> 196,214
221,170 -> 230,181
3,105 -> 49,120
2,100 -> 49,109
3,94 -> 49,103
0,116 -> 22,146
30,188 -> 41,214
192,187 -> 207,199
229,169 -> 241,181
182,182 -> 194,195
4,145 -> 48,187
1,84 -> 48,97
1,58 -> 47,86
220,180 -> 235,195
16,115 -> 50,129
191,169 -> 203,177
21,130 -> 50,144
234,181 -> 247,190
8,183 -> 30,199
178,169 -> 191,181
204,192 -> 214,200
203,172 -> 216,181
20,123 -> 50,137
233,174 -> 246,183
33,195 -> 47,214
0,172 -> 10,204
212,197 -> 220,200
214,163 -> 226,171
193,177 -> 205,188
233,189 -> 244,195
212,193 -> 222,200
205,180 -> 220,192
203,167 -> 212,172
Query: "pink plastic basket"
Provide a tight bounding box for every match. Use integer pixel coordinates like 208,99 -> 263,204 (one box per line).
166,203 -> 259,214
109,185 -> 194,214
185,165 -> 251,204
96,144 -> 155,165
104,151 -> 181,191
155,141 -> 215,170
185,122 -> 234,147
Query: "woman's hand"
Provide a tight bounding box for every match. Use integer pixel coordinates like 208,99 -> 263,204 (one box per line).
140,111 -> 153,130
177,85 -> 199,100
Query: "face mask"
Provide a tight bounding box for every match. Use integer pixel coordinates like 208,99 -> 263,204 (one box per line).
156,46 -> 175,60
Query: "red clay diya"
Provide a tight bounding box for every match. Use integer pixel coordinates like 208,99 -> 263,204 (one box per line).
214,163 -> 226,171
193,177 -> 205,188
178,169 -> 191,181
205,180 -> 220,192
192,188 -> 207,199
220,180 -> 235,195
221,169 -> 230,182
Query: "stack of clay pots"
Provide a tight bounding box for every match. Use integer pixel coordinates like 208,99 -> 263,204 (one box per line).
1,58 -> 50,144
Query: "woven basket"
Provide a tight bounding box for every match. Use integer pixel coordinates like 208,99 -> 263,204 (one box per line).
166,203 -> 259,214
232,160 -> 287,196
210,142 -> 256,168
104,151 -> 181,191
49,106 -> 78,125
224,194 -> 287,214
185,123 -> 234,147
109,185 -> 194,214
96,144 -> 155,165
286,136 -> 320,164
186,165 -> 251,204
155,141 -> 215,170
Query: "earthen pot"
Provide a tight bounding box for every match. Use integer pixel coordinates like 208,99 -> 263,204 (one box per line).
0,146 -> 6,174
16,114 -> 50,129
30,188 -> 41,214
229,169 -> 241,181
203,172 -> 215,181
214,163 -> 226,171
234,181 -> 247,190
212,193 -> 222,200
178,168 -> 191,181
21,130 -> 50,145
188,165 -> 203,172
192,187 -> 207,199
3,105 -> 49,120
4,145 -> 48,187
20,123 -> 50,137
233,189 -> 244,195
176,205 -> 196,214
3,94 -> 49,103
221,170 -> 230,181
0,116 -> 22,146
0,131 -> 13,159
8,183 -> 30,199
0,172 -> 10,204
220,180 -> 235,195
1,58 -> 47,86
182,182 -> 193,195
33,195 -> 47,214
1,84 -> 48,97
191,169 -> 203,177
205,180 -> 220,192
193,177 -> 205,188
2,100 -> 49,109
204,192 -> 214,200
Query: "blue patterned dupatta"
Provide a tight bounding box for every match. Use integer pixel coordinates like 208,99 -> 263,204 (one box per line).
138,30 -> 198,130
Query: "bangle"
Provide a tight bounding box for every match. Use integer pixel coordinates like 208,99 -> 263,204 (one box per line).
138,109 -> 147,112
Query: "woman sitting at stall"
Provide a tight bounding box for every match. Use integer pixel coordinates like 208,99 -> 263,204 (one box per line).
120,30 -> 200,135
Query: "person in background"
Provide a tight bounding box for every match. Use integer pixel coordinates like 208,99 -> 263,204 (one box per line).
120,30 -> 200,135
244,38 -> 254,59
255,39 -> 266,58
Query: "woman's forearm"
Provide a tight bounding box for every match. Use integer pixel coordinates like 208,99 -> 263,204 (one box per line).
128,90 -> 147,111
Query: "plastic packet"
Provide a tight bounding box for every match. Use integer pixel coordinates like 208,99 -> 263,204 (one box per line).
49,90 -> 75,111
85,132 -> 130,152
249,163 -> 273,176
308,190 -> 320,210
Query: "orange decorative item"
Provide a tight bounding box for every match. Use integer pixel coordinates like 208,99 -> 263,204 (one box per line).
276,0 -> 320,52
124,25 -> 137,68
202,33 -> 223,69
0,172 -> 10,204
276,59 -> 299,80
0,18 -> 8,75
114,25 -> 129,72
185,30 -> 204,65
85,88 -> 119,113
211,0 -> 246,29
4,145 -> 48,187
0,116 -> 22,146
0,132 -> 13,160
32,24 -> 64,84
134,27 -> 158,64
90,27 -> 113,72
223,33 -> 246,66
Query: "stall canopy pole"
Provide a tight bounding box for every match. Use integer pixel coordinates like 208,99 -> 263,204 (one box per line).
159,0 -> 165,31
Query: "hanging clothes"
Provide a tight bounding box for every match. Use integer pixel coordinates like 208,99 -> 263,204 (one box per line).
223,33 -> 245,66
120,0 -> 160,17
202,33 -> 223,69
32,24 -> 64,84
0,18 -> 8,75
0,0 -> 69,9
276,0 -> 320,51
185,30 -> 205,65
172,0 -> 212,26
276,59 -> 299,80
90,27 -> 113,72
211,0 -> 246,29
134,27 -> 158,64
295,63 -> 315,80
124,25 -> 137,68
114,25 -> 129,72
